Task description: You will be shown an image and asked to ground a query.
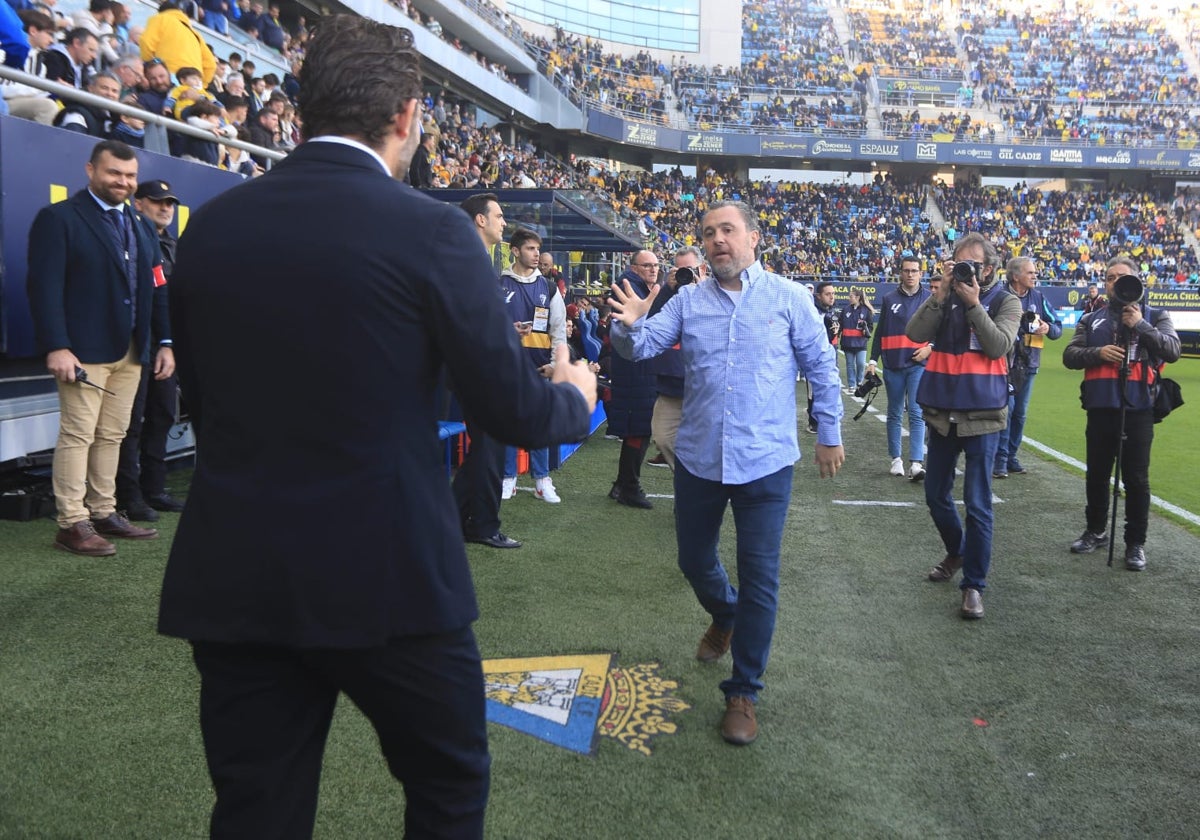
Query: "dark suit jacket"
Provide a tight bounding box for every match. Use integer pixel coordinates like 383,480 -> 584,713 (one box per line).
158,141 -> 590,648
27,190 -> 169,364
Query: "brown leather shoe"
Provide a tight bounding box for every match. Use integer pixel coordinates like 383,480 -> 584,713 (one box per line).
91,512 -> 158,540
928,554 -> 963,582
696,622 -> 733,662
54,520 -> 116,556
720,696 -> 758,745
961,588 -> 984,620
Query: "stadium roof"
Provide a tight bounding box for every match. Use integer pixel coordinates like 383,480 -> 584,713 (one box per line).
425,189 -> 642,252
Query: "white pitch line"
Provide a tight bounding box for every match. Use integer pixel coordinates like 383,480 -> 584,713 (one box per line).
833,500 -> 916,507
1022,437 -> 1200,526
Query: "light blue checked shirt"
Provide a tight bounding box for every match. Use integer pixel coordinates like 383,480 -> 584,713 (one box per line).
611,261 -> 842,484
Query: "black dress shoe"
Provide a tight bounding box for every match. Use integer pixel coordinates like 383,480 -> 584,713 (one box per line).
466,532 -> 522,549
615,486 -> 653,509
122,499 -> 160,523
146,493 -> 185,512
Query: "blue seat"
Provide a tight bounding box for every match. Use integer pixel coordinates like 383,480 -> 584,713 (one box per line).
437,421 -> 468,474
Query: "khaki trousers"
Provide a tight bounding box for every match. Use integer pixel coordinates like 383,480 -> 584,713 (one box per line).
650,394 -> 683,471
6,96 -> 60,125
53,346 -> 143,527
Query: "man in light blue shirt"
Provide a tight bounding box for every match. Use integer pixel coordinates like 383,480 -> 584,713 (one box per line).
610,200 -> 844,746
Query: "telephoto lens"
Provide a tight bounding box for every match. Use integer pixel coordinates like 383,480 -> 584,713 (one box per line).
675,266 -> 696,286
1111,274 -> 1144,306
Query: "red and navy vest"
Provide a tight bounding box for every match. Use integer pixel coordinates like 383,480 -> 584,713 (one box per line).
917,283 -> 1011,411
878,286 -> 931,369
839,304 -> 872,351
1078,308 -> 1160,412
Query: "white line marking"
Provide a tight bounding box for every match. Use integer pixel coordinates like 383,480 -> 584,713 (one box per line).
1023,436 -> 1200,526
833,500 -> 917,507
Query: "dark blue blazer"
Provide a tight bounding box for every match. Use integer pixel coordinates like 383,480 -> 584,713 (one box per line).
158,141 -> 591,647
26,190 -> 168,364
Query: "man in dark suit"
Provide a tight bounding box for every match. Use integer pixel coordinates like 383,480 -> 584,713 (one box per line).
452,192 -> 519,549
117,178 -> 185,522
157,16 -> 595,839
26,140 -> 174,556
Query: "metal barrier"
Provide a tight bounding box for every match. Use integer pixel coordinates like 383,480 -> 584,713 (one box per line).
0,64 -> 287,165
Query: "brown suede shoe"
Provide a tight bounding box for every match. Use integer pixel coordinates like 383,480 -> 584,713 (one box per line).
54,520 -> 116,556
696,622 -> 733,663
92,512 -> 158,540
720,696 -> 758,745
961,588 -> 984,620
928,554 -> 963,582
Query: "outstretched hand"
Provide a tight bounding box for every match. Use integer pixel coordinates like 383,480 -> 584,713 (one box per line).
608,279 -> 659,328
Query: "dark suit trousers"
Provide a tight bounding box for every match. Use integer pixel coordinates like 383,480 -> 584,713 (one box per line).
191,628 -> 490,840
452,416 -> 505,539
116,367 -> 178,502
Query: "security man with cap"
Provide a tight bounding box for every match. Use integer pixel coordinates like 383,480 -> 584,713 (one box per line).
117,178 -> 185,520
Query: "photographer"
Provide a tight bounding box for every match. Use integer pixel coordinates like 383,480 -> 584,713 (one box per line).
906,233 -> 1021,619
869,256 -> 931,479
810,282 -> 840,432
1063,256 -> 1180,571
646,246 -> 706,470
995,257 -> 1062,478
838,287 -> 875,392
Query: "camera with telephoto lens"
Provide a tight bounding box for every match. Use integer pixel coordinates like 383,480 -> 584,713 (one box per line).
674,266 -> 696,286
1109,274 -> 1144,308
854,369 -> 883,399
951,260 -> 982,286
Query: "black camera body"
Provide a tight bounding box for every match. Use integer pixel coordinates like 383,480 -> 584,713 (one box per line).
950,260 -> 982,286
854,370 -> 883,399
674,266 -> 696,286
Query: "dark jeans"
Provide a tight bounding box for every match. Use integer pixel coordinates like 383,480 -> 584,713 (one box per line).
674,460 -> 793,700
452,415 -> 504,539
924,424 -> 999,591
192,627 -> 489,840
116,368 -> 177,503
1085,409 -> 1154,547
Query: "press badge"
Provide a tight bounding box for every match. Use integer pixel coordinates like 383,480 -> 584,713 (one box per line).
968,327 -> 982,351
531,306 -> 550,332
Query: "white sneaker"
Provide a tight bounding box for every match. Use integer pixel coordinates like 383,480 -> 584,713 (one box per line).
501,476 -> 516,500
534,476 -> 561,504
889,457 -> 905,476
909,461 -> 926,481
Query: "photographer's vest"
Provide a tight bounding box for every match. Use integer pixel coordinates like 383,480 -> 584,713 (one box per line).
1078,308 -> 1160,412
878,286 -> 931,369
1005,283 -> 1057,369
500,272 -> 555,368
917,283 -> 1011,411
839,304 -> 871,351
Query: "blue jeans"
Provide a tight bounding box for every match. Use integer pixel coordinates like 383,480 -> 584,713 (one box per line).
996,369 -> 1036,469
674,460 -> 793,700
924,425 -> 999,591
844,349 -> 867,388
504,446 -> 548,480
883,366 -> 926,462
204,11 -> 229,34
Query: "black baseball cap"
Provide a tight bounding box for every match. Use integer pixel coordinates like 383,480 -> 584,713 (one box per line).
134,180 -> 178,203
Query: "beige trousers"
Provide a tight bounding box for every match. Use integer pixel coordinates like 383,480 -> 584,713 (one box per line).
53,346 -> 143,527
650,394 -> 683,471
